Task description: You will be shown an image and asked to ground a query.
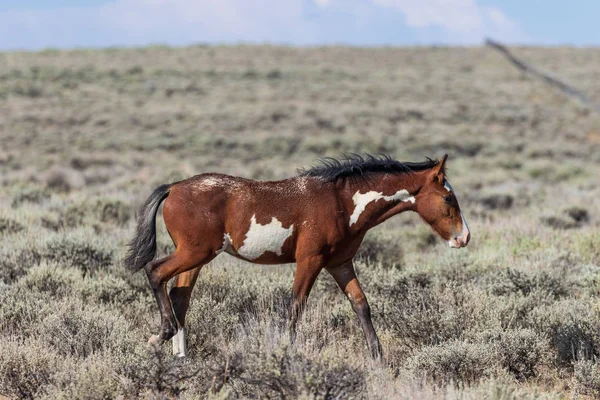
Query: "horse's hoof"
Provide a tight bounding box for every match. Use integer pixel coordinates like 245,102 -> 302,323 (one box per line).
147,334 -> 162,346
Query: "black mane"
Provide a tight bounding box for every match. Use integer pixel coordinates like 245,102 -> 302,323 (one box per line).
298,154 -> 438,181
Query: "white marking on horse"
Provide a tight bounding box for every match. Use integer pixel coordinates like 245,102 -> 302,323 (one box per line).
349,189 -> 415,226
216,233 -> 232,255
172,327 -> 187,358
444,179 -> 470,246
238,215 -> 294,260
444,179 -> 453,193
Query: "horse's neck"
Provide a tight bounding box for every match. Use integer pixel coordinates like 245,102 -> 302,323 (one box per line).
341,172 -> 426,231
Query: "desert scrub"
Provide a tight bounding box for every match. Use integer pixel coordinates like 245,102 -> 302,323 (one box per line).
0,217 -> 25,234
356,229 -> 404,269
527,300 -> 600,365
477,328 -> 548,380
32,298 -> 138,358
18,263 -> 80,298
541,206 -> 591,230
216,340 -> 367,399
490,268 -> 571,299
41,234 -> 113,275
407,340 -> 496,386
61,197 -> 132,228
0,339 -> 63,400
10,185 -> 52,207
374,276 -> 492,353
573,359 -> 600,397
0,286 -> 49,336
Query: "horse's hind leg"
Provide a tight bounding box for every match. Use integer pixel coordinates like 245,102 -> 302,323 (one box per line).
145,249 -> 214,346
169,267 -> 201,357
326,260 -> 382,360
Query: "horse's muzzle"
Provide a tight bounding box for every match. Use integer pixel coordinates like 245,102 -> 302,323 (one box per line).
448,231 -> 470,248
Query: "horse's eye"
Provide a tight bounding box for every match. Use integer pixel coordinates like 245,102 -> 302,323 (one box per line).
443,195 -> 453,203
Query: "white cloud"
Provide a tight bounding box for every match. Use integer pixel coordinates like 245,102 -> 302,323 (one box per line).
369,0 -> 521,43
0,0 -> 523,49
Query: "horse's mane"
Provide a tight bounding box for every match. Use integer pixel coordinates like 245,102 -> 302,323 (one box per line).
297,154 -> 438,182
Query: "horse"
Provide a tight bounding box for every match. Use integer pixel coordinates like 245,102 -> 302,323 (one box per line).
125,154 -> 470,359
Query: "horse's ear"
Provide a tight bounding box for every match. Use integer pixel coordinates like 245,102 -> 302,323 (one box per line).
429,154 -> 448,182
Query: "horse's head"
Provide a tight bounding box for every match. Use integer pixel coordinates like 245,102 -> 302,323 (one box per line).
414,154 -> 470,248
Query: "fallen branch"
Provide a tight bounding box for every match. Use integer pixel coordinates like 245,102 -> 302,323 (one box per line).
485,38 -> 600,113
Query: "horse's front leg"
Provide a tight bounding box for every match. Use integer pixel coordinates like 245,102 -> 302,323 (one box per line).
326,260 -> 382,360
289,254 -> 325,335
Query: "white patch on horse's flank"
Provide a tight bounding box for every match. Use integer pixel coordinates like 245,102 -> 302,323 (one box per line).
349,189 -> 415,226
216,233 -> 232,255
238,215 -> 294,260
172,327 -> 187,358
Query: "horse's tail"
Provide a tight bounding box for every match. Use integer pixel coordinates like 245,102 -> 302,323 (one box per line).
124,184 -> 171,273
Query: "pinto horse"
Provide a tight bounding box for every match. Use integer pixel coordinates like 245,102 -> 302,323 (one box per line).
125,154 -> 470,359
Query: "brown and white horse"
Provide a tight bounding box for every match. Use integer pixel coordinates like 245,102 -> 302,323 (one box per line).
125,154 -> 470,359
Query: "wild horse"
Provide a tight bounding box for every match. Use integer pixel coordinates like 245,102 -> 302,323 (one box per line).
125,154 -> 470,359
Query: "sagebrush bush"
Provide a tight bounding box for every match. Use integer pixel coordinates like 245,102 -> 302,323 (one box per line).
0,287 -> 49,336
478,328 -> 548,380
0,339 -> 62,400
61,197 -> 132,228
527,300 -> 600,365
0,247 -> 42,284
41,357 -> 123,400
18,263 -> 80,298
11,185 -> 52,207
408,340 -> 496,386
491,268 -> 570,299
573,359 -> 600,397
0,217 -> 25,234
219,340 -> 367,399
33,299 -> 137,358
356,230 -> 404,269
42,235 -> 113,275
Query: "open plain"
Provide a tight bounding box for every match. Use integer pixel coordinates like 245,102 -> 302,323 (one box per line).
1,45 -> 600,399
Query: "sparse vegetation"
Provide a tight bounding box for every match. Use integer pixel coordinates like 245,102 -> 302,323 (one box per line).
0,45 -> 599,399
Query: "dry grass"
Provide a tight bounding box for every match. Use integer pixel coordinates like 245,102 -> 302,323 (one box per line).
0,44 -> 599,399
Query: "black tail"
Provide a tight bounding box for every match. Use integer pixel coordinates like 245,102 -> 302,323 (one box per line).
124,184 -> 171,272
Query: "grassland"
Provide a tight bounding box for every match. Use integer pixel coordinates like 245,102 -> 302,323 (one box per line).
0,45 -> 599,399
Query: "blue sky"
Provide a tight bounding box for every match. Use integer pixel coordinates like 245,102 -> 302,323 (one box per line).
0,0 -> 598,50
